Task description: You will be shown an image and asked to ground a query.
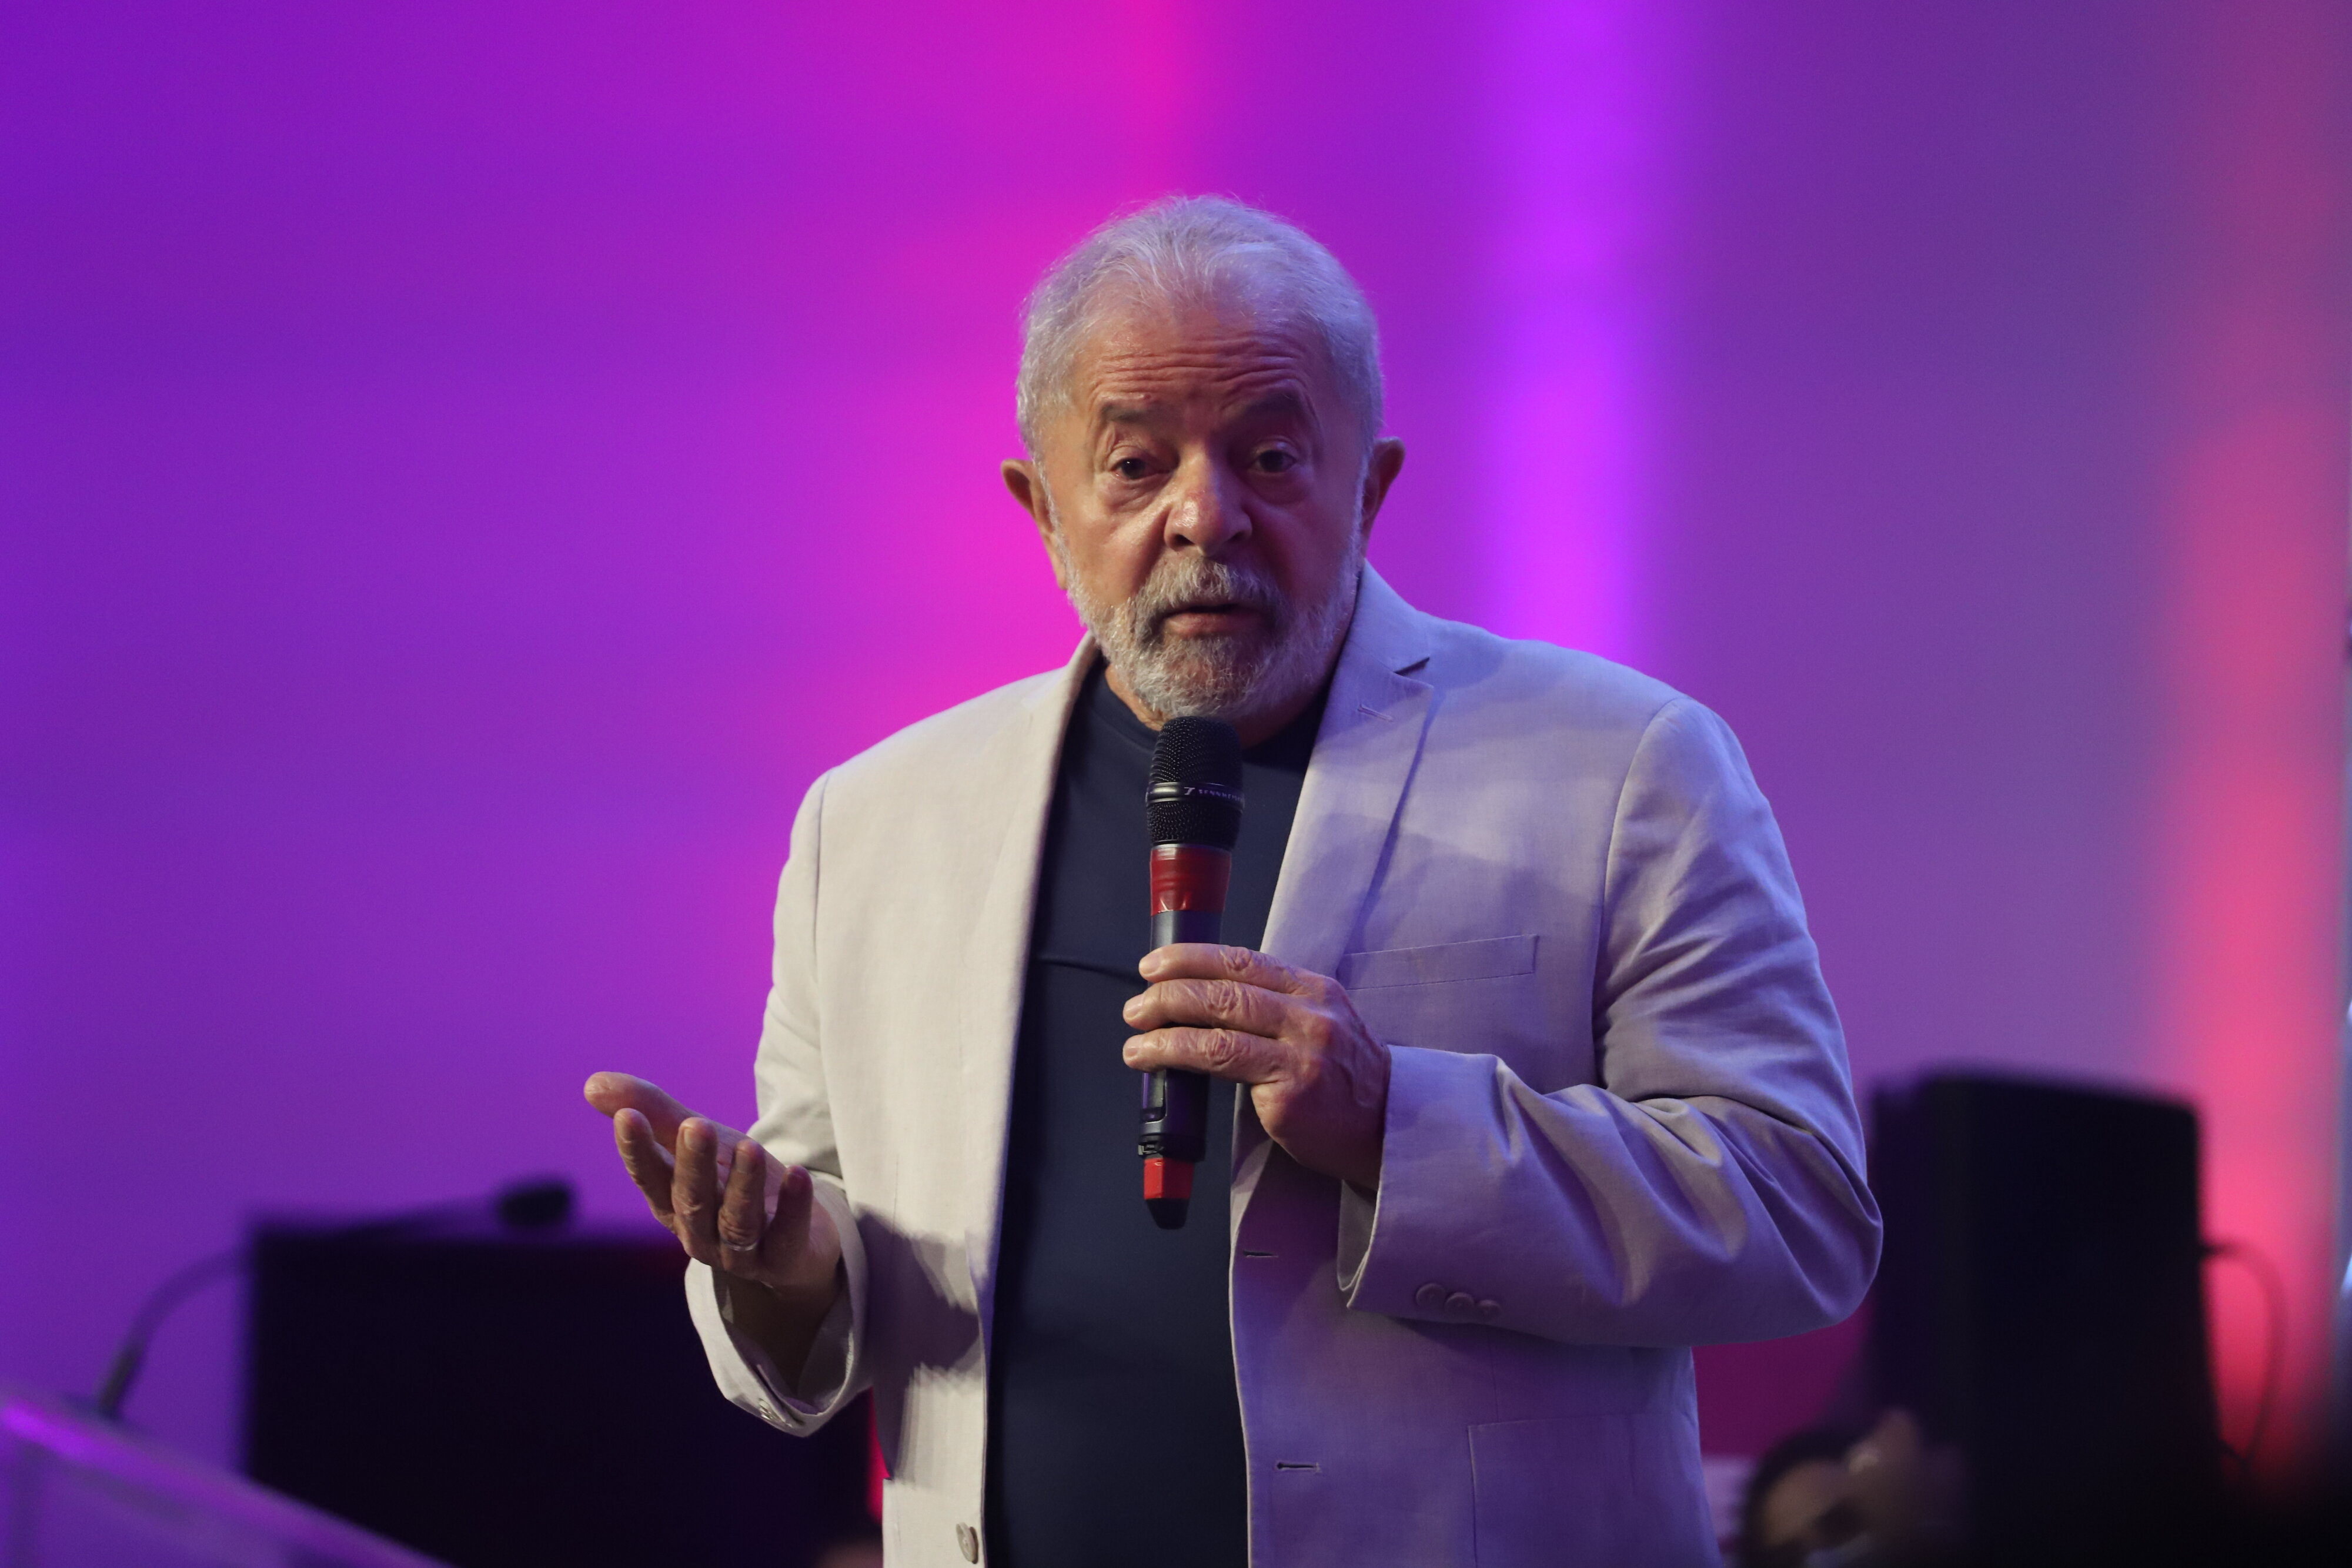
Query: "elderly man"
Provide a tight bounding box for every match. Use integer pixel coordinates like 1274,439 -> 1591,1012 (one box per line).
587,197 -> 1878,1567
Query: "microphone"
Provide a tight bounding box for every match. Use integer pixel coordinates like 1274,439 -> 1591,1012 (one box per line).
1140,716 -> 1244,1231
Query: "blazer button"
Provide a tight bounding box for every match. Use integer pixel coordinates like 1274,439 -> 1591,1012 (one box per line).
1414,1282 -> 1448,1310
1445,1291 -> 1476,1315
958,1523 -> 980,1562
1478,1299 -> 1502,1321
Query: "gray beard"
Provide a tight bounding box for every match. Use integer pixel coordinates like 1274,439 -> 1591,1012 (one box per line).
1053,533 -> 1362,730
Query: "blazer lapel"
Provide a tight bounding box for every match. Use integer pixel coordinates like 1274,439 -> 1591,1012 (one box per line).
954,573 -> 1437,1260
959,638 -> 1094,1326
1240,567 -> 1435,1189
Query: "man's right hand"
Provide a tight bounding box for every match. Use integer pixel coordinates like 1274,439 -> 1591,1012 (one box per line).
583,1072 -> 843,1380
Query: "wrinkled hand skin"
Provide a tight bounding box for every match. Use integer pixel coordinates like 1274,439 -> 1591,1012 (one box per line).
1120,943 -> 1390,1191
582,1072 -> 841,1377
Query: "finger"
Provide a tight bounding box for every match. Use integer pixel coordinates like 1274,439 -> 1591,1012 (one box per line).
671,1118 -> 726,1262
1140,943 -> 1313,995
584,1072 -> 700,1150
1123,974 -> 1299,1038
716,1138 -> 770,1262
1123,1026 -> 1283,1083
613,1109 -> 678,1223
763,1162 -> 816,1279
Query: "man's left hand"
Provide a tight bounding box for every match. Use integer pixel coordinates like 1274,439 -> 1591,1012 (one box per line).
1122,944 -> 1389,1191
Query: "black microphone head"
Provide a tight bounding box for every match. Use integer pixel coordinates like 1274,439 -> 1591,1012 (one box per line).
1147,716 -> 1244,849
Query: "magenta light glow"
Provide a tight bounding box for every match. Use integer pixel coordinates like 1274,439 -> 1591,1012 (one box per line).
1479,0 -> 1669,663
2152,0 -> 2348,1473
4,1 -> 2346,1484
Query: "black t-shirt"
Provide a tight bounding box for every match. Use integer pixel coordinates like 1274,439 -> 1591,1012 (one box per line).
983,661 -> 1323,1568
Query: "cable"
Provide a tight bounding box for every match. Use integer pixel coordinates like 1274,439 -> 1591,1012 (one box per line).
93,1248 -> 246,1420
2203,1237 -> 2287,1469
92,1175 -> 574,1422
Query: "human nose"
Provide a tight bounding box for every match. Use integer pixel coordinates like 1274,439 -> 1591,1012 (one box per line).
1162,454 -> 1251,556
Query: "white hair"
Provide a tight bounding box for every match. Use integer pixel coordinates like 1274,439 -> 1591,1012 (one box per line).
1015,196 -> 1384,460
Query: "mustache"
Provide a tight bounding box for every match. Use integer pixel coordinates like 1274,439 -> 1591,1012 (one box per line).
1127,556 -> 1285,639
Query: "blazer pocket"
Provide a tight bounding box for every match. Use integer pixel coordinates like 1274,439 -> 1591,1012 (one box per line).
1337,934 -> 1538,991
1469,1414 -> 1713,1568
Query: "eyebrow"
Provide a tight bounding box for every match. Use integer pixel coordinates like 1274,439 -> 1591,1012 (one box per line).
1234,388 -> 1312,424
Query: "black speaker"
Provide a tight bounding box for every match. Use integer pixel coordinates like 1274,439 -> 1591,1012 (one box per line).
1870,1074 -> 2222,1560
243,1223 -> 873,1568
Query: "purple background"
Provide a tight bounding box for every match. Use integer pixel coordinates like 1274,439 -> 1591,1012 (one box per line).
5,1 -> 2347,1475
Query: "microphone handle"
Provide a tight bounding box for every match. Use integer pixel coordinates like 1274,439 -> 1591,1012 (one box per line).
1140,905 -> 1218,1228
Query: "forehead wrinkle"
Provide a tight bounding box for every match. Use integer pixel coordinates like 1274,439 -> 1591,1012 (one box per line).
1087,329 -> 1314,374
1081,312 -> 1318,382
1087,382 -> 1321,449
1085,359 -> 1322,431
1069,313 -> 1338,453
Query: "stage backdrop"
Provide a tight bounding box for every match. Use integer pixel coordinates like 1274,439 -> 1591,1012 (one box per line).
4,1 -> 2346,1479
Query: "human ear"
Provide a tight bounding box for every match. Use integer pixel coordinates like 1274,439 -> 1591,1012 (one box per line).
1003,459 -> 1069,591
1003,459 -> 1051,525
1357,439 -> 1406,540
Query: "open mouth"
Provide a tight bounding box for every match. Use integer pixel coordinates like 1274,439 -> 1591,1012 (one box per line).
1160,601 -> 1259,633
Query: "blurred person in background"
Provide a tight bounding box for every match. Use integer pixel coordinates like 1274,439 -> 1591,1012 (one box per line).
1738,1412 -> 1962,1568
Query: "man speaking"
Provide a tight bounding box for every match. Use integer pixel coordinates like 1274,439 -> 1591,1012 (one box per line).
586,198 -> 1879,1567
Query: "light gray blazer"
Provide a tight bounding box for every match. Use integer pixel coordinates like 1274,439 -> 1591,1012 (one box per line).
687,567 -> 1880,1567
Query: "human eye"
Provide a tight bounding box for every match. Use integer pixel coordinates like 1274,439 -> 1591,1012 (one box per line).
1250,446 -> 1299,475
1112,455 -> 1152,481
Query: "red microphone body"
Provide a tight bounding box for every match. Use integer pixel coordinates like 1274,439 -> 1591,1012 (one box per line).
1140,718 -> 1245,1231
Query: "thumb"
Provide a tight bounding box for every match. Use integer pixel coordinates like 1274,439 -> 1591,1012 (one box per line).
583,1072 -> 695,1146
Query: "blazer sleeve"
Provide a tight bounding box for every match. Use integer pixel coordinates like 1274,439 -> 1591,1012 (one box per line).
1337,697 -> 1882,1346
684,770 -> 873,1434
